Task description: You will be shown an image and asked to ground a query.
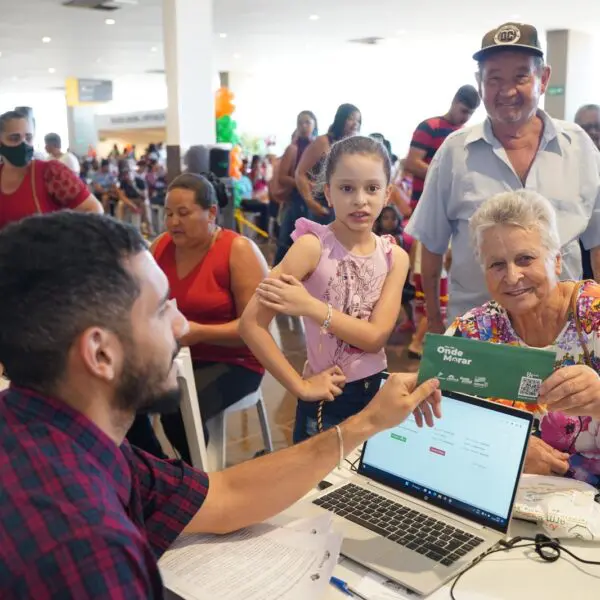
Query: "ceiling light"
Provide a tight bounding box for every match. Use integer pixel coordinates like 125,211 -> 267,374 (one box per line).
42,36 -> 52,43
151,46 -> 157,52
233,53 -> 241,59
105,18 -> 116,25
219,33 -> 227,39
309,14 -> 319,21
48,67 -> 56,74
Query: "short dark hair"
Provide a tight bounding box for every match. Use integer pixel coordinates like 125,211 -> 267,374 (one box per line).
168,172 -> 218,209
324,135 -> 391,186
44,132 -> 62,148
575,104 -> 600,122
0,212 -> 147,392
0,110 -> 27,134
328,104 -> 361,141
453,85 -> 481,110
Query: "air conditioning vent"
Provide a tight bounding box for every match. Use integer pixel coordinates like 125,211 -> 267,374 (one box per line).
62,1 -> 120,11
145,69 -> 165,75
348,37 -> 384,46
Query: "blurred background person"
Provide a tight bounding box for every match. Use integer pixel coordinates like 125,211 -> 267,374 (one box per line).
295,103 -> 361,225
44,132 -> 80,175
274,111 -> 318,265
0,110 -> 101,230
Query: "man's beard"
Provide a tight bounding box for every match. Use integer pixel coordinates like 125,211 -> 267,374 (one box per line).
115,342 -> 182,416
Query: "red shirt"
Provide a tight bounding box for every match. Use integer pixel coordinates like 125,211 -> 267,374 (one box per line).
0,387 -> 209,599
154,229 -> 264,374
0,159 -> 90,229
409,116 -> 460,206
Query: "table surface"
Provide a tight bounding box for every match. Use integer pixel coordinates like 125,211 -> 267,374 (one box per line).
312,448 -> 600,600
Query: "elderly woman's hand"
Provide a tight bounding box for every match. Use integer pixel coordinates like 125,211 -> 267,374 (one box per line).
524,436 -> 570,476
538,365 -> 600,419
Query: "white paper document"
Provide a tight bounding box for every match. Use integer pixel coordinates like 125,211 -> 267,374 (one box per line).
355,570 -> 418,599
159,516 -> 342,600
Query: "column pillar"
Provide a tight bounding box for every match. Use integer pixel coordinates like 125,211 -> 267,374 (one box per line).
545,30 -> 596,121
66,105 -> 99,157
162,0 -> 216,180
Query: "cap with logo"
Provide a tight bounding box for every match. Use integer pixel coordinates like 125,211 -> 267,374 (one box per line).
473,22 -> 544,61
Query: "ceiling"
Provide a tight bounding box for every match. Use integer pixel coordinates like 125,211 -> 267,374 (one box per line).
2,0 -> 600,94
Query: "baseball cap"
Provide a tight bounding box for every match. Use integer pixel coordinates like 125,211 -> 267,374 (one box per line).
473,22 -> 544,61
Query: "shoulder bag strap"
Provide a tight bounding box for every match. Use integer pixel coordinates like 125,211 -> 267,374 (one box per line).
30,160 -> 42,214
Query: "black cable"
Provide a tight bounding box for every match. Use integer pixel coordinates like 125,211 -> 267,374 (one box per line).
450,534 -> 600,600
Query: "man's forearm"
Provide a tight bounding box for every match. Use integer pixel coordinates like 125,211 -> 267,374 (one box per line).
590,246 -> 600,282
202,412 -> 377,534
421,246 -> 444,319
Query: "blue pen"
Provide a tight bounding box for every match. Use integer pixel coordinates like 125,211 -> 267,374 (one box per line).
330,576 -> 368,599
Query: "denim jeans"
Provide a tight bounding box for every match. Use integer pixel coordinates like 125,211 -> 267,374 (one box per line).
292,372 -> 384,443
274,193 -> 307,266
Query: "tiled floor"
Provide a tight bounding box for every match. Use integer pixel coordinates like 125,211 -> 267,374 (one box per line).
224,315 -> 419,466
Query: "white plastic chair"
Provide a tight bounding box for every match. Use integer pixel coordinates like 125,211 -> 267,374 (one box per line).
206,388 -> 274,470
174,347 -> 210,471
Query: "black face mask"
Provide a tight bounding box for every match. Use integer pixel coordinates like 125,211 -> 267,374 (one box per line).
0,142 -> 34,167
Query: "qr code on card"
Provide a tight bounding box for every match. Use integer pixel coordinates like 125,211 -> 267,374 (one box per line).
518,376 -> 542,400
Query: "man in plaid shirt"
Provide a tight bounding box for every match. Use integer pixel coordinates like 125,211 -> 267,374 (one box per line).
0,212 -> 441,599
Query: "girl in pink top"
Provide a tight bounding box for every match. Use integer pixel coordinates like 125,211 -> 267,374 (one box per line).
240,136 -> 409,442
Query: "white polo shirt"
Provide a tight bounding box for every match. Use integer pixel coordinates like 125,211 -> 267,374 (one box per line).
54,152 -> 80,174
406,110 -> 600,321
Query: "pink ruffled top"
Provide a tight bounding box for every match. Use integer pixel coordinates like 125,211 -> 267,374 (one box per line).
291,218 -> 394,383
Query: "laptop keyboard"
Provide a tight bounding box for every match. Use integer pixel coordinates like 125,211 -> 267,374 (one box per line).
313,483 -> 484,566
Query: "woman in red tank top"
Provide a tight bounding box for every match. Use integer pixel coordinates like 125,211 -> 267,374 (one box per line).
152,173 -> 268,463
0,111 -> 102,229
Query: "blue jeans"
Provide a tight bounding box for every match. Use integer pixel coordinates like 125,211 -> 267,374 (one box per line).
274,193 -> 307,265
293,372 -> 384,443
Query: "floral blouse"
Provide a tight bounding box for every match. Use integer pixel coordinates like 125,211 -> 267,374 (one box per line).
447,281 -> 600,487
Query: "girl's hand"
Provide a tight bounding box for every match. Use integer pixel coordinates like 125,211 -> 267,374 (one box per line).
539,365 -> 600,418
300,366 -> 346,402
257,274 -> 321,318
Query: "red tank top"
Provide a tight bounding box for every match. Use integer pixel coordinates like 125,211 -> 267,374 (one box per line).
0,159 -> 89,229
153,229 -> 264,374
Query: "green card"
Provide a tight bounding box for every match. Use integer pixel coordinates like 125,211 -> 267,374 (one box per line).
417,334 -> 557,403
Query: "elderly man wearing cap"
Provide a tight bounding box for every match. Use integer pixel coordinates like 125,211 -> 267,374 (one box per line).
406,22 -> 600,328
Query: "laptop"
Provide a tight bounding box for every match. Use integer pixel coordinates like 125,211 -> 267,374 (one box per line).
292,381 -> 533,596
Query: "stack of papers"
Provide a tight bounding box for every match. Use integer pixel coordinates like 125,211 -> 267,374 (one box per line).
159,514 -> 342,600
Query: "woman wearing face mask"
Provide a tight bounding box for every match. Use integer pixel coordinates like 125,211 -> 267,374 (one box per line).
295,104 -> 361,225
0,111 -> 102,229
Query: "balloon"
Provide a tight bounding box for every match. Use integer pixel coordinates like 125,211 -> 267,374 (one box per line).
215,87 -> 236,118
216,116 -> 238,143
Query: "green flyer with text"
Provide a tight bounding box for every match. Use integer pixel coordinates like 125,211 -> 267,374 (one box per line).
417,334 -> 557,403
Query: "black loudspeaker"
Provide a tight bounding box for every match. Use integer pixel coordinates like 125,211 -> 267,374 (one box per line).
209,147 -> 231,178
185,145 -> 210,174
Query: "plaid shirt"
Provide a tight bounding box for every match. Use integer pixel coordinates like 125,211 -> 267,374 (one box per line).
0,387 -> 209,599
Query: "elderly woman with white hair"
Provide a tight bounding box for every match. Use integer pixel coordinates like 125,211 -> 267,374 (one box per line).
448,190 -> 600,486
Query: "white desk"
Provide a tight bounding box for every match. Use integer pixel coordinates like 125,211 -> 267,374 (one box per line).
310,448 -> 600,600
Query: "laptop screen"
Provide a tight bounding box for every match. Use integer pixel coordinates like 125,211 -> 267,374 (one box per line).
359,389 -> 532,533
